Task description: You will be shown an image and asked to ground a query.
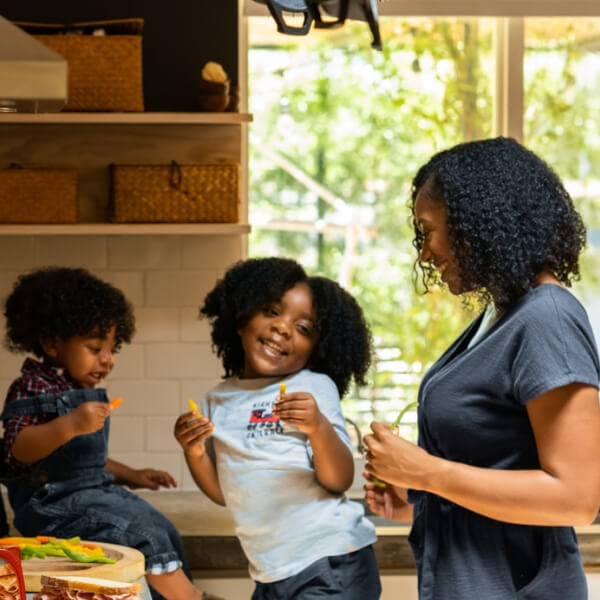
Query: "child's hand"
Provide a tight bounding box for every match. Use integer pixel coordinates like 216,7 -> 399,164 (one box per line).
126,468 -> 178,490
69,401 -> 111,436
174,412 -> 214,459
273,392 -> 325,435
363,477 -> 412,523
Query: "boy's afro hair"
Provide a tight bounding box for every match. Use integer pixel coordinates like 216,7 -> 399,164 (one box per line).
4,266 -> 135,357
411,137 -> 586,309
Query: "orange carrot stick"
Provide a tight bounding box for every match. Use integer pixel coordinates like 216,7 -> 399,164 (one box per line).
109,397 -> 123,411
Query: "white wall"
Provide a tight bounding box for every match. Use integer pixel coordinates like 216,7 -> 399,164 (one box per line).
0,233 -> 244,490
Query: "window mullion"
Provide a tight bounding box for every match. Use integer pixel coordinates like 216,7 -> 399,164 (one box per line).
494,17 -> 524,141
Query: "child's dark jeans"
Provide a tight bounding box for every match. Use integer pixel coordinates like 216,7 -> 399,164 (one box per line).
251,545 -> 381,599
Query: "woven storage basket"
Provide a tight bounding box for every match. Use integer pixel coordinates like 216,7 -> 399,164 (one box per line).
110,162 -> 240,223
14,19 -> 144,112
0,167 -> 78,223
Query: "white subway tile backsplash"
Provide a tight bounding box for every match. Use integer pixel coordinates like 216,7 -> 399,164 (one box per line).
105,380 -> 180,416
0,239 -> 35,268
145,271 -> 218,307
0,233 -> 243,479
108,452 -> 183,488
108,237 -> 182,270
108,344 -> 145,379
0,271 -> 29,304
108,417 -> 145,452
95,271 -> 145,307
145,343 -> 220,379
34,236 -> 107,268
180,379 -> 224,412
135,308 -> 180,342
179,307 -> 211,342
182,236 -> 243,269
146,416 -> 181,451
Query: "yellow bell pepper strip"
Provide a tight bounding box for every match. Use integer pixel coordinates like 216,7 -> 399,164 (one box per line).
2,536 -> 114,563
188,398 -> 202,418
60,542 -> 116,564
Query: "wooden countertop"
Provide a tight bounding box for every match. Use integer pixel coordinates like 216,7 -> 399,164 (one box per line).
5,489 -> 599,577
135,491 -> 600,576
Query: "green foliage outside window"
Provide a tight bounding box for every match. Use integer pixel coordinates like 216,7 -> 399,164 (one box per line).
248,17 -> 600,436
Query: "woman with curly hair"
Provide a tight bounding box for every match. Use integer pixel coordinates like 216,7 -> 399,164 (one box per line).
364,137 -> 600,599
0,267 -> 221,600
174,257 -> 380,599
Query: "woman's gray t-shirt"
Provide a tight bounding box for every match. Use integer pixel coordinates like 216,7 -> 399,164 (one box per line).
408,284 -> 600,600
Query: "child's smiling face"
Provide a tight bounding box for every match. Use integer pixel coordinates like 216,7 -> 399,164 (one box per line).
43,325 -> 118,388
238,282 -> 319,379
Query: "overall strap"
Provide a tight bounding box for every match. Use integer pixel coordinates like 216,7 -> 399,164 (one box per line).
0,388 -> 108,420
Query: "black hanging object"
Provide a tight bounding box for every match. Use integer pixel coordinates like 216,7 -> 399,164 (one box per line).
253,0 -> 313,35
253,0 -> 382,49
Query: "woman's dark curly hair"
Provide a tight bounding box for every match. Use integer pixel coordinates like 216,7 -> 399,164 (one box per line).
4,267 -> 135,357
410,137 -> 586,309
201,257 -> 372,397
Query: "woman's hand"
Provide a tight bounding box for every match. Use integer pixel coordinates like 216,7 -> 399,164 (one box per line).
174,412 -> 214,459
127,468 -> 178,490
273,392 -> 325,435
363,422 -> 434,491
364,477 -> 413,523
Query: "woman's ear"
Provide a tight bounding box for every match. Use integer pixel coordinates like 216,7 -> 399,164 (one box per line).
40,337 -> 58,358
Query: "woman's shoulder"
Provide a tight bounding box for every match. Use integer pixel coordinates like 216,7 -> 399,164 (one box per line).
512,283 -> 590,325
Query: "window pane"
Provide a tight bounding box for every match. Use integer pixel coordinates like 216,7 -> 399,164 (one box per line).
524,18 -> 600,342
248,18 -> 494,433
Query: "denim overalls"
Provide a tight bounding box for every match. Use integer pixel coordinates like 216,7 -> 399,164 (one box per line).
0,388 -> 188,582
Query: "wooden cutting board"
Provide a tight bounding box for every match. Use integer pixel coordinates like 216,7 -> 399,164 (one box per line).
20,541 -> 145,592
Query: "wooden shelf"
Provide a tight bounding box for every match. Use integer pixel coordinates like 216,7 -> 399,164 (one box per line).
0,112 -> 252,124
0,223 -> 251,235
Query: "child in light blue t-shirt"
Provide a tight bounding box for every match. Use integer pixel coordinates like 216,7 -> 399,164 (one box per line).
174,257 -> 380,599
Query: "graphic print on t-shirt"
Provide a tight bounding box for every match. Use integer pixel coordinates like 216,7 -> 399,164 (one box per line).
246,399 -> 284,437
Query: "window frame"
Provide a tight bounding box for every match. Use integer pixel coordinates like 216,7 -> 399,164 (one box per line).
242,1 -> 600,141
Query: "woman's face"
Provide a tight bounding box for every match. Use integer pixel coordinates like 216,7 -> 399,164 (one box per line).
237,282 -> 320,379
414,186 -> 465,295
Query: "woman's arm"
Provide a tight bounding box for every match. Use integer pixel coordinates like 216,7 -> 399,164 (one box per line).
365,383 -> 600,526
274,392 -> 354,493
11,401 -> 110,463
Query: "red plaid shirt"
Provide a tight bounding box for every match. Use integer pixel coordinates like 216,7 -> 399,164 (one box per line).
2,358 -> 75,476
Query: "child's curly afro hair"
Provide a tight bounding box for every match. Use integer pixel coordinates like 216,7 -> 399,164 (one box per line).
4,266 -> 135,357
410,137 -> 586,309
201,257 -> 372,397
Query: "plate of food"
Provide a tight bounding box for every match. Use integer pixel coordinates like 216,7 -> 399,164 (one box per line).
0,536 -> 144,592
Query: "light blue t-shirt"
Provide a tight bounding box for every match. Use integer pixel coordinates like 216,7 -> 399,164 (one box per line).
203,369 -> 376,582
